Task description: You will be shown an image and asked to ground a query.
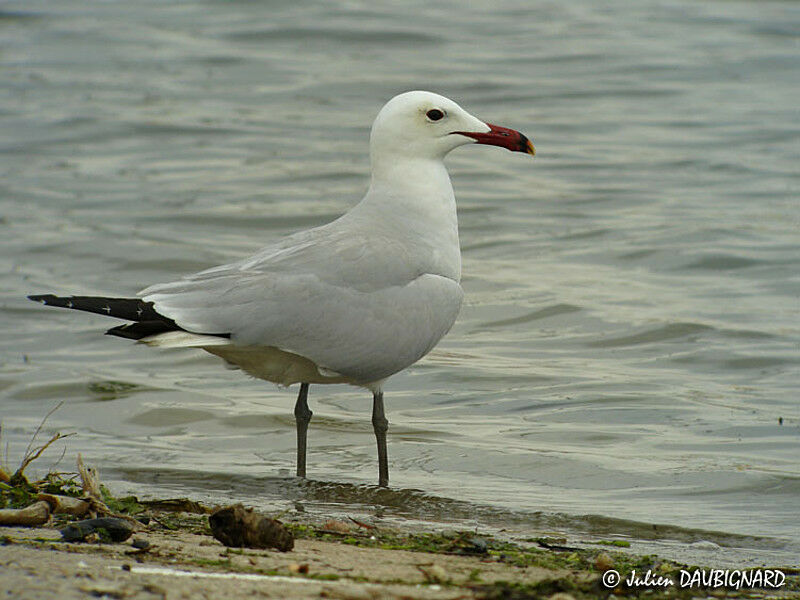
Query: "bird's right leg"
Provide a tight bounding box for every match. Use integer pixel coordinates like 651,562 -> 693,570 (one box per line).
294,383 -> 312,478
372,391 -> 389,487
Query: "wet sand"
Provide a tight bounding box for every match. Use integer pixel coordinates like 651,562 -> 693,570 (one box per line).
1,523 -> 574,599
1,511 -> 797,600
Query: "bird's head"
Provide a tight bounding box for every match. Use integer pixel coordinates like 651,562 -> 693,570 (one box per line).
369,90 -> 535,163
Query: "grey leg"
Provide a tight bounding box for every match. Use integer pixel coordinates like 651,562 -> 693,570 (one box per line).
294,383 -> 312,478
371,391 -> 389,487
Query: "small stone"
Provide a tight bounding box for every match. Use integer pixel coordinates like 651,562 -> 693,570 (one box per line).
689,540 -> 720,551
466,537 -> 488,554
322,519 -> 351,533
288,563 -> 310,574
320,587 -> 380,600
417,563 -> 447,583
657,561 -> 675,575
594,552 -> 614,571
78,584 -> 130,599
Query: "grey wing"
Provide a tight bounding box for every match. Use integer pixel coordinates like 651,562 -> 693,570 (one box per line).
139,226 -> 463,381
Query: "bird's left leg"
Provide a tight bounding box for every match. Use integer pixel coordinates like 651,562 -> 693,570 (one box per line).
371,391 -> 389,487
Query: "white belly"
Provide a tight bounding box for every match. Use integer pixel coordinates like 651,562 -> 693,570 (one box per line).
204,344 -> 353,387
216,274 -> 463,386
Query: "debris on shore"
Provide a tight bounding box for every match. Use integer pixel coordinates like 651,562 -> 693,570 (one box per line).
60,516 -> 136,543
209,503 -> 294,552
0,501 -> 51,526
2,407 -> 798,599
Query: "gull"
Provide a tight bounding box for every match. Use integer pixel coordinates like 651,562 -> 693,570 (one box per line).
28,91 -> 535,487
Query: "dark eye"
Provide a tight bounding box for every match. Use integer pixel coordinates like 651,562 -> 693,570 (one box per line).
426,109 -> 444,121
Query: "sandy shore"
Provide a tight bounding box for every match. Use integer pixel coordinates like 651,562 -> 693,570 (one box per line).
1,507 -> 797,600
0,521 -> 572,600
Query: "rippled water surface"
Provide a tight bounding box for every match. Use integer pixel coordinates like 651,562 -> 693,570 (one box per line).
1,0 -> 798,564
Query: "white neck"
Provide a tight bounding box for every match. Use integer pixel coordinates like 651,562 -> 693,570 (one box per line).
355,156 -> 462,282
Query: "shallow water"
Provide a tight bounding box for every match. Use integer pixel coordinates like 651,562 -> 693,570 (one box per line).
1,0 -> 798,565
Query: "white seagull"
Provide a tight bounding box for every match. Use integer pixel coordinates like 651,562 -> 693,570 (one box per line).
29,91 -> 535,487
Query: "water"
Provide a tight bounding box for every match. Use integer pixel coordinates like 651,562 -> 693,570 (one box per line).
1,0 -> 798,566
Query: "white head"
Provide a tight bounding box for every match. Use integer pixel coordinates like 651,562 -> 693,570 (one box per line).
369,91 -> 534,165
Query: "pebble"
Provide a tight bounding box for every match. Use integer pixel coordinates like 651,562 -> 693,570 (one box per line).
322,520 -> 352,533
288,563 -> 310,574
594,552 -> 614,571
417,563 -> 447,583
548,593 -> 576,600
690,540 -> 720,551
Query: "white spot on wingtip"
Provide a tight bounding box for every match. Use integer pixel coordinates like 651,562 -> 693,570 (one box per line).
317,366 -> 344,378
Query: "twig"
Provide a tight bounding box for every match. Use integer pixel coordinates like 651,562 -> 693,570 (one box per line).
1,422 -> 8,475
51,444 -> 68,472
15,432 -> 76,478
77,453 -> 110,517
44,471 -> 80,484
21,401 -> 64,470
73,455 -> 143,529
348,516 -> 377,530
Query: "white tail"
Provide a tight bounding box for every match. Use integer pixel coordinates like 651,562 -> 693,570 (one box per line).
140,331 -> 232,348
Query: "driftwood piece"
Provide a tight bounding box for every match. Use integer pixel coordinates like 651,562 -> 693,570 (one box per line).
76,453 -> 106,515
209,504 -> 294,552
37,493 -> 90,517
77,454 -> 101,499
140,498 -> 210,514
75,454 -> 117,519
0,501 -> 51,526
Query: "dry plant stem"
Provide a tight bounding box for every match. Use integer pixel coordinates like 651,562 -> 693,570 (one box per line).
76,454 -> 112,518
77,454 -> 102,500
0,423 -> 8,483
75,455 -> 144,530
15,432 -> 74,479
348,516 -> 377,530
19,402 -> 64,470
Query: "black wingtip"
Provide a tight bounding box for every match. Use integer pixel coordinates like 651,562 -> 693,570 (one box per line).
105,321 -> 182,340
26,294 -> 175,324
28,294 -> 55,304
28,293 -> 231,342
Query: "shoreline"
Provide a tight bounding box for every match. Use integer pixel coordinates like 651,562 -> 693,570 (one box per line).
1,501 -> 797,600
